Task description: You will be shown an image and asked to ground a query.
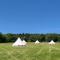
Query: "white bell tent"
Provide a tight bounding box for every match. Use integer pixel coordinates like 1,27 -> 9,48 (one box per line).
22,40 -> 27,45
35,40 -> 40,44
12,37 -> 26,46
49,40 -> 55,45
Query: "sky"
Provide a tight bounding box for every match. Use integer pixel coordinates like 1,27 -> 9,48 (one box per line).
0,0 -> 60,34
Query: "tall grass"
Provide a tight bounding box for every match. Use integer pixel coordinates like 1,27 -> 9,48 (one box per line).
0,43 -> 60,60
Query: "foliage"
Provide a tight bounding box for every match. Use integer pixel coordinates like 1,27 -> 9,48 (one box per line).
0,32 -> 60,42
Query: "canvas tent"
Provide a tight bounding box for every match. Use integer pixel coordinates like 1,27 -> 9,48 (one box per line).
49,40 -> 55,45
12,37 -> 26,46
35,40 -> 40,44
22,40 -> 27,45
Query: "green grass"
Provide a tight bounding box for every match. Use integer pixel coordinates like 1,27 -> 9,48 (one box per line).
0,42 -> 60,60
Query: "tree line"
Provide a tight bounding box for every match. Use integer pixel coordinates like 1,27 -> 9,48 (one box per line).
0,32 -> 60,43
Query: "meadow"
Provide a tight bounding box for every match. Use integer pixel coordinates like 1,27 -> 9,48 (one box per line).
0,43 -> 60,60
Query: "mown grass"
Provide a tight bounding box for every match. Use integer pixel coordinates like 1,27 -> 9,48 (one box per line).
0,42 -> 60,60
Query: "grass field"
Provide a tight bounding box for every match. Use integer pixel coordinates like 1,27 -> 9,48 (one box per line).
0,43 -> 60,60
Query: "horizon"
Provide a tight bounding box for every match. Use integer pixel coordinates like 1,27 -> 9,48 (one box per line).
1,32 -> 60,34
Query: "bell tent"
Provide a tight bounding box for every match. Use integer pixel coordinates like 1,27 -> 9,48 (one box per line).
49,40 -> 55,45
22,40 -> 27,45
35,40 -> 40,44
12,37 -> 26,46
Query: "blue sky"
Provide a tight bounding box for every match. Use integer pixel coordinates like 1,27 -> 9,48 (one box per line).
0,0 -> 60,34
